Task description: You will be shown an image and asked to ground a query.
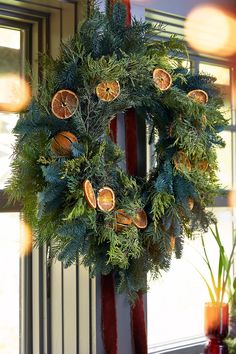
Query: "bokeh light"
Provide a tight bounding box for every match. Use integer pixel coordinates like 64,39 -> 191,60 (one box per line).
0,74 -> 31,112
185,5 -> 236,57
228,190 -> 236,208
20,220 -> 32,256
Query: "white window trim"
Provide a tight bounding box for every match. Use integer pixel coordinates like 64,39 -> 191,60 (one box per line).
149,336 -> 206,353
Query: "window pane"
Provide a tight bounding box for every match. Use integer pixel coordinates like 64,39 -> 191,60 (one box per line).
148,208 -> 233,348
199,63 -> 232,189
216,130 -> 232,189
0,27 -> 21,189
0,28 -> 21,75
0,213 -> 20,354
199,63 -> 230,86
0,28 -> 21,50
0,112 -> 18,189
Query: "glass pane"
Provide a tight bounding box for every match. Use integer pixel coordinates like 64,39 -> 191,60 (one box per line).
0,113 -> 18,189
199,62 -> 231,123
199,63 -> 230,86
0,28 -> 21,75
0,27 -> 21,189
199,63 -> 232,189
0,213 -> 20,354
0,28 -> 21,50
216,131 -> 232,189
220,89 -> 232,122
148,208 -> 233,348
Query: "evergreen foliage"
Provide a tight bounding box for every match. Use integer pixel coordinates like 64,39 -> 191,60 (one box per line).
6,2 -> 227,300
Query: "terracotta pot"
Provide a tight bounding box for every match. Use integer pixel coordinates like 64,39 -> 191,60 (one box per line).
204,302 -> 229,354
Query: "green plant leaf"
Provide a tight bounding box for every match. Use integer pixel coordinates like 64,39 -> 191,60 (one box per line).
221,236 -> 236,303
193,264 -> 216,303
210,224 -> 234,303
217,251 -> 223,303
200,234 -> 218,300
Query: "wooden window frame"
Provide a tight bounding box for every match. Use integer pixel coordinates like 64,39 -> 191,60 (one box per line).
0,3 -> 97,354
0,18 -> 33,354
0,4 -> 51,352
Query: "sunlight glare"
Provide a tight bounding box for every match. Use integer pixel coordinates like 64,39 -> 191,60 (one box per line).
0,28 -> 20,50
0,74 -> 31,112
20,220 -> 32,256
185,5 -> 236,57
228,190 -> 236,207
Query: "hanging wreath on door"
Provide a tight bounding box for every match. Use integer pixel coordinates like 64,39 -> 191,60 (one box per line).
7,3 -> 226,301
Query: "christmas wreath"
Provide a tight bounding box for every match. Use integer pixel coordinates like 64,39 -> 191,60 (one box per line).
7,3 -> 227,300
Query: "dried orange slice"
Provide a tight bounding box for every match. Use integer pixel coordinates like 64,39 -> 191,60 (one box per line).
115,223 -> 129,232
96,81 -> 120,102
196,160 -> 209,172
187,89 -> 208,104
51,131 -> 78,157
133,209 -> 148,229
115,209 -> 132,225
51,89 -> 79,119
97,187 -> 115,212
188,198 -> 194,210
153,68 -> 172,91
173,151 -> 191,172
83,179 -> 97,209
114,209 -> 132,232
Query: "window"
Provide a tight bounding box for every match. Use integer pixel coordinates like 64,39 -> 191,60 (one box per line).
0,3 -> 96,354
145,9 -> 236,354
148,208 -> 233,353
0,213 -> 21,354
0,26 -> 23,354
0,27 -> 22,188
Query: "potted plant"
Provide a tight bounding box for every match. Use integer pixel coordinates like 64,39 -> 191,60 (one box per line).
225,278 -> 236,352
196,223 -> 236,353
